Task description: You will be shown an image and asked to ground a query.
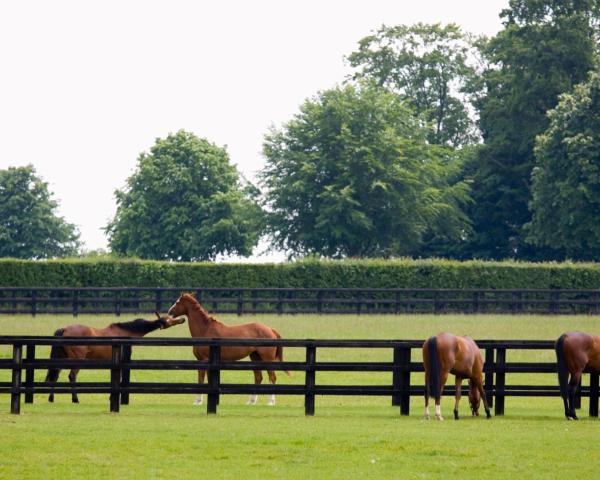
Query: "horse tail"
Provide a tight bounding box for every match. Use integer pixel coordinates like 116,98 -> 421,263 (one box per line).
426,336 -> 441,401
45,328 -> 67,384
555,333 -> 569,400
271,328 -> 292,377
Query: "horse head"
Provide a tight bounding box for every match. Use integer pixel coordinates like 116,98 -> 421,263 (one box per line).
155,311 -> 186,329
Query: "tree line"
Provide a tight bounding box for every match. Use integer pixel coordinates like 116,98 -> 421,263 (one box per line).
2,0 -> 600,261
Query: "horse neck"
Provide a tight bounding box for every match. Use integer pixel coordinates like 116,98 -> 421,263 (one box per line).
184,301 -> 214,337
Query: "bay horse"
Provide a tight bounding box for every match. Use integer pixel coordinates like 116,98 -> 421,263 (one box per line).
167,292 -> 290,406
45,312 -> 185,403
423,332 -> 491,420
556,331 -> 600,420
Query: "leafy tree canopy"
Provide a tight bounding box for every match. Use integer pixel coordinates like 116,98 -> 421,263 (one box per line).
528,70 -> 600,259
347,23 -> 482,147
106,130 -> 264,261
465,0 -> 598,259
0,164 -> 80,258
260,83 -> 471,258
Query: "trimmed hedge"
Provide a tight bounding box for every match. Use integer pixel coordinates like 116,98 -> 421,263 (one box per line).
1,258 -> 600,289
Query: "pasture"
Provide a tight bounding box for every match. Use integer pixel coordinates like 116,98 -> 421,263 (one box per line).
1,312 -> 600,479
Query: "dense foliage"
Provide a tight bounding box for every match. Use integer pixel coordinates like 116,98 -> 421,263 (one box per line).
261,83 -> 471,258
465,0 -> 599,260
3,257 -> 600,289
528,71 -> 600,259
348,23 -> 481,147
106,130 -> 264,261
0,165 -> 80,259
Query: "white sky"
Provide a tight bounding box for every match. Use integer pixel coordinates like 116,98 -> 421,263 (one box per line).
0,0 -> 508,259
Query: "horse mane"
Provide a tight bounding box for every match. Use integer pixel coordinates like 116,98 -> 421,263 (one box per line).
111,318 -> 164,334
181,293 -> 217,322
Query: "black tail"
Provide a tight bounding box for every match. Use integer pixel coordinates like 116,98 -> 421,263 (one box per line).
426,336 -> 441,401
556,334 -> 569,399
45,328 -> 66,383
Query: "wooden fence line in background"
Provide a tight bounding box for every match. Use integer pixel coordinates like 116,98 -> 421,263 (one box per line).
1,336 -> 598,417
1,287 -> 600,315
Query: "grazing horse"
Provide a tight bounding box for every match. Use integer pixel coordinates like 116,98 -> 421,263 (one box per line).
555,331 -> 600,420
45,313 -> 185,403
423,332 -> 491,420
168,292 -> 290,406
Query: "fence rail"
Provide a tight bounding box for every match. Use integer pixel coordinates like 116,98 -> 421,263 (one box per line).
1,287 -> 600,315
1,336 -> 598,417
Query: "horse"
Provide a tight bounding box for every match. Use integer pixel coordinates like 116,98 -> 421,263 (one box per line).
422,332 -> 491,420
45,312 -> 185,403
555,331 -> 600,420
167,292 -> 290,406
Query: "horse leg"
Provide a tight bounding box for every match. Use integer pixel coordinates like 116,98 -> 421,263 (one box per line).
476,380 -> 492,419
424,369 -> 430,419
69,369 -> 79,403
266,368 -> 277,406
567,371 -> 581,420
247,352 -> 262,405
453,376 -> 462,420
194,369 -> 206,405
436,372 -> 449,421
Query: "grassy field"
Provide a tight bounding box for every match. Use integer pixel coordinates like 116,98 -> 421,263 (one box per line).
1,313 -> 600,479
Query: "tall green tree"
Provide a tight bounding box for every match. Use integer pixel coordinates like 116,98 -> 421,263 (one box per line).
347,23 -> 482,147
106,130 -> 264,261
466,0 -> 598,259
260,83 -> 471,258
528,71 -> 600,259
0,165 -> 80,258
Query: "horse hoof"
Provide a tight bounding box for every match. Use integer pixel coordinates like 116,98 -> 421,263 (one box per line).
436,415 -> 444,421
424,414 -> 430,420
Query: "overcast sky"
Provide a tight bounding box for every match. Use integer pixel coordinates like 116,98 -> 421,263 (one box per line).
0,0 -> 508,259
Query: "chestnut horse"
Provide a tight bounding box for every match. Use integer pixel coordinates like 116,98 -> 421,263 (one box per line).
45,313 -> 185,403
423,333 -> 491,420
556,331 -> 600,420
168,293 -> 290,406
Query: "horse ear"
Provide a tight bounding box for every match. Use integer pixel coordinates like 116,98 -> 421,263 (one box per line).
155,311 -> 160,319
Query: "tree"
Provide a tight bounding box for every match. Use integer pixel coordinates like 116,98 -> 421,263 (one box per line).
260,83 -> 471,258
466,0 -> 598,259
347,23 -> 482,147
0,165 -> 80,258
106,130 -> 264,261
527,71 -> 600,259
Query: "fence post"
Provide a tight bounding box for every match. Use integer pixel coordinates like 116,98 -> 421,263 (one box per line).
252,290 -> 258,313
207,343 -> 221,414
24,344 -> 36,404
115,290 -> 121,317
589,373 -> 599,417
11,343 -> 23,414
110,344 -> 123,413
277,291 -> 283,315
550,291 -> 560,314
317,290 -> 323,314
237,291 -> 243,316
392,345 -> 411,415
494,347 -> 506,416
484,347 -> 494,409
305,343 -> 316,416
155,290 -> 162,313
120,345 -> 132,405
31,290 -> 37,316
73,290 -> 79,317
473,291 -> 480,313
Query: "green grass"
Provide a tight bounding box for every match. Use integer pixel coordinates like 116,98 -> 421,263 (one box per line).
1,313 -> 600,479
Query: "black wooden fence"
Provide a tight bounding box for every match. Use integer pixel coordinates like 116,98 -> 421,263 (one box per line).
1,287 -> 600,315
1,336 -> 598,417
